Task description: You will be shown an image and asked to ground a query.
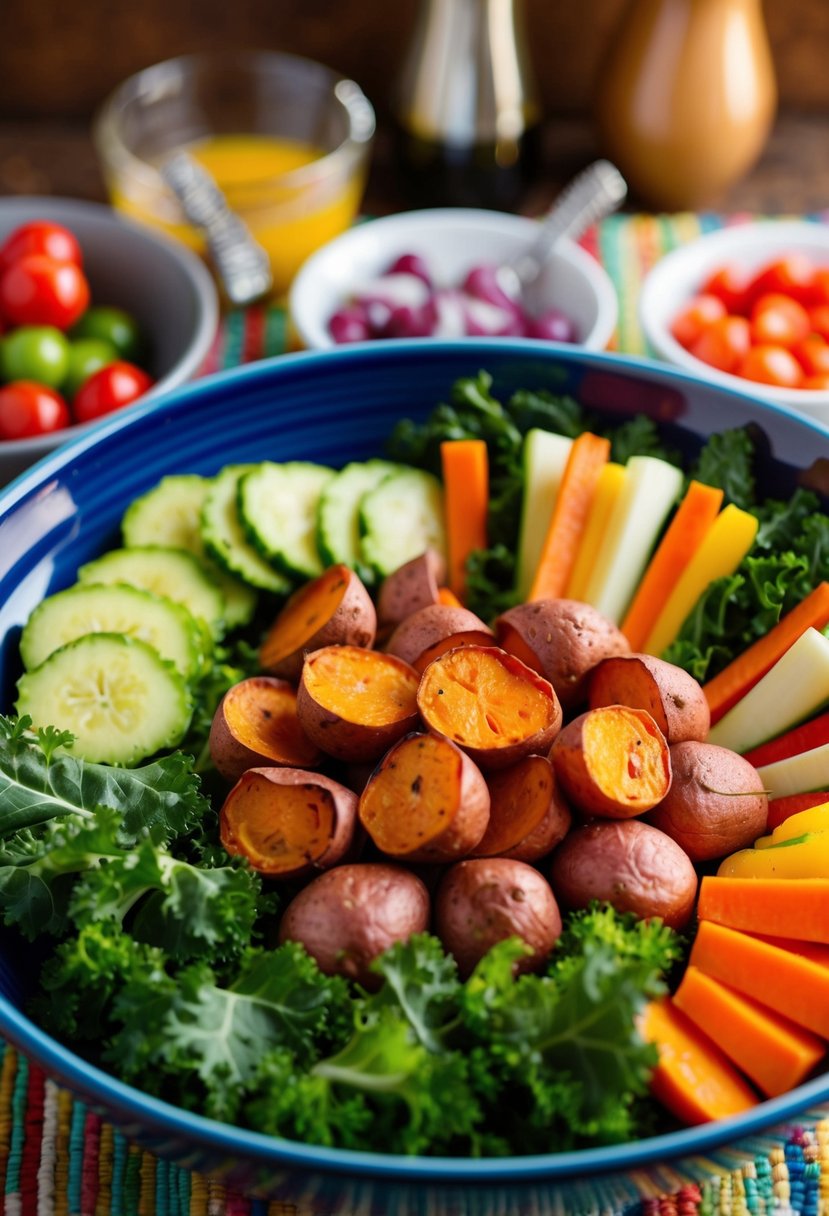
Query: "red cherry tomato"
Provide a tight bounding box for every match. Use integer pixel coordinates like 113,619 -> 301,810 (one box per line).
737,344 -> 804,388
72,361 -> 154,423
810,268 -> 829,308
0,380 -> 71,439
746,254 -> 817,309
0,256 -> 90,330
792,334 -> 829,377
807,304 -> 829,342
670,293 -> 726,348
0,221 -> 83,272
700,263 -> 750,315
802,373 -> 829,390
750,292 -> 812,348
689,315 -> 751,374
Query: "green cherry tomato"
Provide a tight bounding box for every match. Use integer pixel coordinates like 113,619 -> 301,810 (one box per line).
0,325 -> 70,389
72,306 -> 143,362
63,338 -> 118,400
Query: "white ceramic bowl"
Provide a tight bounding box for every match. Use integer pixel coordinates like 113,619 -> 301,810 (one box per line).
289,208 -> 618,351
640,219 -> 829,424
0,196 -> 219,485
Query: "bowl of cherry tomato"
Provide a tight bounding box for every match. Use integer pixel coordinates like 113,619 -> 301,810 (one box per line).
0,197 -> 218,484
639,220 -> 829,423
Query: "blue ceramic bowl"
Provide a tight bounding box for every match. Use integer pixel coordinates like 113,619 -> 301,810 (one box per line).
1,340 -> 828,1213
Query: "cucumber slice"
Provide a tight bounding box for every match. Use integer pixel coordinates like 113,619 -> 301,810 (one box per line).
515,429 -> 573,600
359,468 -> 447,578
16,633 -> 192,766
240,461 -> 334,580
77,546 -> 225,639
20,583 -> 206,679
201,465 -> 292,595
317,459 -> 399,576
123,472 -> 258,629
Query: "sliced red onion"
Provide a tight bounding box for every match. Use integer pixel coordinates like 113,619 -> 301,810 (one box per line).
462,264 -> 520,312
527,308 -> 577,343
329,306 -> 372,343
387,253 -> 433,287
386,300 -> 438,338
432,290 -> 469,337
464,295 -> 525,337
352,273 -> 431,311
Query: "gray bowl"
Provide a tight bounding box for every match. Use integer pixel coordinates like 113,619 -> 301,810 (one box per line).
0,196 -> 218,484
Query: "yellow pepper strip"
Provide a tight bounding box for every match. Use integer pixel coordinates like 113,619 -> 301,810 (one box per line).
756,805 -> 829,848
718,830 -> 829,879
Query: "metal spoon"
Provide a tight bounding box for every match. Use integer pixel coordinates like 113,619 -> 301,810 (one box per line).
161,151 -> 274,307
497,159 -> 627,302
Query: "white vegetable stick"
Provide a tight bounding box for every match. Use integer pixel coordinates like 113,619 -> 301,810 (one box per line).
756,742 -> 829,800
515,429 -> 573,600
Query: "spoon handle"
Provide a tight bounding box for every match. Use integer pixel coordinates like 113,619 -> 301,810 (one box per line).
161,152 -> 274,307
510,160 -> 627,291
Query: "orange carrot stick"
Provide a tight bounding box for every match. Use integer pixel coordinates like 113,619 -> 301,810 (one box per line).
698,876 -> 829,944
437,586 -> 463,609
621,480 -> 723,651
528,432 -> 610,602
703,581 -> 829,725
672,965 -> 825,1098
638,997 -> 758,1125
440,439 -> 489,601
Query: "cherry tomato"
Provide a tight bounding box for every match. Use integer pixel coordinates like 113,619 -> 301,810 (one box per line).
737,344 -> 804,388
0,255 -> 90,330
802,373 -> 829,390
700,263 -> 750,315
792,334 -> 829,378
810,268 -> 829,308
0,380 -> 70,439
670,293 -> 726,348
750,292 -> 812,348
689,315 -> 751,374
63,338 -> 117,400
0,221 -> 83,273
746,254 -> 817,309
0,324 -> 70,389
73,361 -> 153,423
807,304 -> 829,342
72,305 -> 142,362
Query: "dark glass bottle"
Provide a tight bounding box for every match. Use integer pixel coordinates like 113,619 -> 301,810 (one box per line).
391,0 -> 540,212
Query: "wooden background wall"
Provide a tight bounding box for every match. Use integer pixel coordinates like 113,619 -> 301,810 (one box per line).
1,0 -> 826,124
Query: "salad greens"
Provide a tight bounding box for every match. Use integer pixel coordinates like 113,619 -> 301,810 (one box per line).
392,371 -> 829,681
0,716 -> 679,1155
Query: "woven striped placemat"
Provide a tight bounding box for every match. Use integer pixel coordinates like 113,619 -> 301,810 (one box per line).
3,210 -> 829,1216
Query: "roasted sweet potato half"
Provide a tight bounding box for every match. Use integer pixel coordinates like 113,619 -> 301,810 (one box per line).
647,740 -> 768,861
259,564 -> 376,682
549,818 -> 698,930
435,857 -> 563,978
297,644 -> 421,762
376,548 -> 447,628
385,603 -> 493,672
219,766 -> 357,879
278,863 -> 431,988
550,705 -> 672,818
417,644 -> 562,771
359,731 -> 490,863
470,754 -> 572,862
209,675 -> 322,783
588,653 -> 710,744
495,598 -> 631,712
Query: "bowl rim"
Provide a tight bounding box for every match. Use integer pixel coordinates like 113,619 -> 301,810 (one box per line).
0,195 -> 219,459
92,48 -> 376,219
288,207 -> 619,352
639,217 -> 829,408
1,337 -> 828,1181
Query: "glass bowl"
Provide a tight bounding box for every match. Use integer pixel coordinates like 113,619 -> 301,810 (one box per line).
93,50 -> 376,295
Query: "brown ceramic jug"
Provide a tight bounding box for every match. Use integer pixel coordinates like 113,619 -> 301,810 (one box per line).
594,0 -> 777,210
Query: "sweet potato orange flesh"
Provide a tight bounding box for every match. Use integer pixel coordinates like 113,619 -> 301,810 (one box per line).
220,772 -> 337,876
473,755 -> 557,856
303,646 -> 420,725
418,646 -> 558,752
359,733 -> 466,855
259,565 -> 350,670
223,678 -> 321,767
554,706 -> 671,816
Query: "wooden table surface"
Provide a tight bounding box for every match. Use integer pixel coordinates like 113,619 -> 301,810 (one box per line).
1,109 -> 828,218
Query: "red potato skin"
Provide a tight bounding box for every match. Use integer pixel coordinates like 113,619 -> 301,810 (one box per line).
549,819 -> 698,930
277,862 -> 431,988
470,755 -> 573,863
385,603 -> 493,668
219,766 -> 358,880
359,733 -> 491,863
260,565 -> 377,683
646,740 -> 768,862
434,857 -> 563,978
588,653 -> 711,744
377,549 -> 447,628
496,598 -> 631,712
